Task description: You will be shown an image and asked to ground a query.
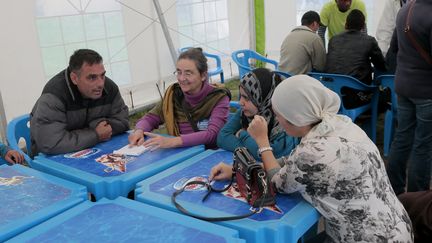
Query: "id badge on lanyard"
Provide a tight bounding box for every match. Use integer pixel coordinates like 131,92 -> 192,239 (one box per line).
197,119 -> 209,130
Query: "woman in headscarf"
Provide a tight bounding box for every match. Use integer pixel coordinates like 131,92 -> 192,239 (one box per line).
129,47 -> 230,149
210,75 -> 413,242
217,68 -> 296,160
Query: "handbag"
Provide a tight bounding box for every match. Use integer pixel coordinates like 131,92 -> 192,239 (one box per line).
233,147 -> 276,208
171,147 -> 276,221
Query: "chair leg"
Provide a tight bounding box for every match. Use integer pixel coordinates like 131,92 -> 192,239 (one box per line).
383,110 -> 393,156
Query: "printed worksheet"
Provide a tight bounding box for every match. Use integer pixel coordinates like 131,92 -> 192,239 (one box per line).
113,144 -> 150,156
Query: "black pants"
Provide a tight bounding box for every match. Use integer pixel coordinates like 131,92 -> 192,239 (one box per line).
341,87 -> 390,113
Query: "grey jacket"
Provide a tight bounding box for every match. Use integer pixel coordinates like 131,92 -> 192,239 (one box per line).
30,69 -> 129,155
279,26 -> 326,75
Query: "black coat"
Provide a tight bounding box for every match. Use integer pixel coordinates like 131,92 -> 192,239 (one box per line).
325,30 -> 386,85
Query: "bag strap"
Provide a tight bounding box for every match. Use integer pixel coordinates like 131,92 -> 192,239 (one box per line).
171,176 -> 267,222
404,0 -> 432,65
181,100 -> 199,132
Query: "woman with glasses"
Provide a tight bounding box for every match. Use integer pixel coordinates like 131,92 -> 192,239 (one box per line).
129,47 -> 230,149
217,68 -> 297,160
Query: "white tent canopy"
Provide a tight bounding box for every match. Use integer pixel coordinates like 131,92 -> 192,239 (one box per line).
0,0 -> 386,141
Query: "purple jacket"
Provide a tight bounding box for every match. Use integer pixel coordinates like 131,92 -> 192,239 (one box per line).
135,82 -> 230,148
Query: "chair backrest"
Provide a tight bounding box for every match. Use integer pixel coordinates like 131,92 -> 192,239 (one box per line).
231,49 -> 279,79
375,75 -> 397,113
179,47 -> 224,83
6,114 -> 32,164
308,72 -> 379,121
228,101 -> 241,121
273,70 -> 292,80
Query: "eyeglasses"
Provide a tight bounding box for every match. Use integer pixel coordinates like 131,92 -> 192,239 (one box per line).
173,70 -> 195,78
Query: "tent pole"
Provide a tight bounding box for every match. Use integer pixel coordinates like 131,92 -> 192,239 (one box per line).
0,91 -> 7,144
249,0 -> 256,51
152,0 -> 178,65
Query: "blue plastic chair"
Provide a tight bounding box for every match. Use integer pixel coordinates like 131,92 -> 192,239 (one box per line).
6,114 -> 33,165
179,47 -> 224,83
273,70 -> 292,80
308,72 -> 379,142
229,101 -> 241,109
375,75 -> 397,156
231,49 -> 279,79
228,101 -> 241,121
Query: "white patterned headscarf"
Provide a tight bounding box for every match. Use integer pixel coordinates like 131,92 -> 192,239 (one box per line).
272,75 -> 346,136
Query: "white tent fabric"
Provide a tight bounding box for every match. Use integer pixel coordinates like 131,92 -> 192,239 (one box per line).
0,0 -> 250,123
0,0 -> 385,129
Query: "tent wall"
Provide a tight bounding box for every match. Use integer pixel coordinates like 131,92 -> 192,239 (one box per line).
0,0 -> 250,123
0,0 -> 388,127
0,2 -> 46,123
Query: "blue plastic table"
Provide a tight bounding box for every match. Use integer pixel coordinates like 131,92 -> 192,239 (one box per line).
8,197 -> 245,243
0,164 -> 87,242
135,150 -> 321,243
32,133 -> 204,200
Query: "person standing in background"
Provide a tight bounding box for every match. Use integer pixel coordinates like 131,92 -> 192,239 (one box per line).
318,0 -> 367,45
387,0 -> 432,196
376,0 -> 408,56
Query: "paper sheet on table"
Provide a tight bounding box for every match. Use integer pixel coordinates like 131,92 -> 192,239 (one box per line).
113,144 -> 150,156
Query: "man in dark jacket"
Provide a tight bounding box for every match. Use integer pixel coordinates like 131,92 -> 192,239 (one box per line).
387,0 -> 432,196
325,9 -> 386,108
30,49 -> 129,155
398,190 -> 432,242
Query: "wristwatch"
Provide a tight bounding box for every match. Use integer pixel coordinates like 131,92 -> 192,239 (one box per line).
258,146 -> 273,157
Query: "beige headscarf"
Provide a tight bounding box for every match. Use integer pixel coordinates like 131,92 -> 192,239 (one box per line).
272,75 -> 348,136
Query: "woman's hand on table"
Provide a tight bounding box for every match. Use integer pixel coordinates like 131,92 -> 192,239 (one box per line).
142,132 -> 183,150
128,129 -> 145,146
209,162 -> 233,181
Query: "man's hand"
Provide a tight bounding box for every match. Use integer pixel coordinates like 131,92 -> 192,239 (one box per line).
142,132 -> 182,150
128,129 -> 145,146
95,121 -> 112,141
5,150 -> 25,165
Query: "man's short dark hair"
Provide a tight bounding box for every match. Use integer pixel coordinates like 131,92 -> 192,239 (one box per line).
346,9 -> 365,31
301,11 -> 321,26
69,49 -> 103,72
